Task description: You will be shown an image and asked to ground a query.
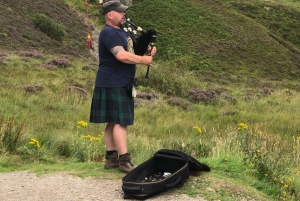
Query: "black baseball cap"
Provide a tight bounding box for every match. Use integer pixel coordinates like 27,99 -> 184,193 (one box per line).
102,1 -> 128,15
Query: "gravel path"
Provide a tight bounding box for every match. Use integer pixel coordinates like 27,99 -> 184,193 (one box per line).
0,171 -> 206,201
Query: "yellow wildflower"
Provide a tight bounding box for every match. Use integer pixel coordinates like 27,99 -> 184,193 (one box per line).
193,126 -> 202,133
288,178 -> 293,182
77,120 -> 88,127
81,134 -> 103,143
256,149 -> 261,153
31,138 -> 38,142
238,123 -> 248,130
28,138 -> 41,149
94,138 -> 101,142
36,141 -> 41,148
264,174 -> 268,177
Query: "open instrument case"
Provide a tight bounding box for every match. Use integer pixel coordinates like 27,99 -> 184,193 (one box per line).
122,149 -> 210,200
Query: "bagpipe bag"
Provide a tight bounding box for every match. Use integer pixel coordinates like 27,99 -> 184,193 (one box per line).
122,149 -> 211,199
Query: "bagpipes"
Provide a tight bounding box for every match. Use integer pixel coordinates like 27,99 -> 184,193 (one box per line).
123,14 -> 157,78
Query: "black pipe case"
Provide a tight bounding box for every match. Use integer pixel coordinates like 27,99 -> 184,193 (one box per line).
122,149 -> 211,200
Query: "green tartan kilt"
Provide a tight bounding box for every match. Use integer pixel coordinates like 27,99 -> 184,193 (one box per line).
89,86 -> 134,126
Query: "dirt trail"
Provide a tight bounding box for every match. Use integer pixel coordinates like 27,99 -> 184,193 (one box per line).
0,171 -> 206,201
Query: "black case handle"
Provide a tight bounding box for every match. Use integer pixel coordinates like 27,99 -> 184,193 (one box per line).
122,185 -> 142,194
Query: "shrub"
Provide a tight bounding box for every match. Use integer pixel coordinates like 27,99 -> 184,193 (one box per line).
71,121 -> 105,162
236,123 -> 300,200
0,119 -> 25,153
188,88 -> 217,104
33,13 -> 65,42
166,98 -> 191,110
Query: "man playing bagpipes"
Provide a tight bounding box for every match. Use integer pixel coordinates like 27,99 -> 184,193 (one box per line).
89,0 -> 157,173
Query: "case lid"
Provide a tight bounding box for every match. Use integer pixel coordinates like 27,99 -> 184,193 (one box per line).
155,149 -> 210,172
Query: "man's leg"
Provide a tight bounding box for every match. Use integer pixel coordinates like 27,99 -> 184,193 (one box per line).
104,123 -> 127,153
104,123 -> 135,172
112,124 -> 136,173
112,124 -> 128,155
104,123 -> 118,169
104,123 -> 116,151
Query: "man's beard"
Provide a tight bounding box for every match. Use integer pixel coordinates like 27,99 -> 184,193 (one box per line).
113,18 -> 124,28
118,19 -> 125,27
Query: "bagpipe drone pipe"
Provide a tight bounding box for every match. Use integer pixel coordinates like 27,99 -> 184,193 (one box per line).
123,14 -> 157,78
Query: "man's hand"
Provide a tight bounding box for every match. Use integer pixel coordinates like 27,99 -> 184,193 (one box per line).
146,46 -> 157,56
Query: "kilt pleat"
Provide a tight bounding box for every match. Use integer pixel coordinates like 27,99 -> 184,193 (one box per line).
89,87 -> 134,126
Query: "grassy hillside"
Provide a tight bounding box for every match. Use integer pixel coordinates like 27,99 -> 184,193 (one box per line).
125,0 -> 300,79
0,0 -> 90,57
1,0 -> 300,200
1,0 -> 300,79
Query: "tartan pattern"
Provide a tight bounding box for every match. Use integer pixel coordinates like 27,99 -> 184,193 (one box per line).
90,86 -> 134,126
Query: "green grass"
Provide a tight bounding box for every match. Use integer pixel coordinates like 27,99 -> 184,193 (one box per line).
1,53 -> 300,200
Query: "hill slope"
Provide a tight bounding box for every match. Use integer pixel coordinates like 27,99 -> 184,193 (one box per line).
0,0 -> 90,57
126,0 -> 300,79
1,0 -> 300,79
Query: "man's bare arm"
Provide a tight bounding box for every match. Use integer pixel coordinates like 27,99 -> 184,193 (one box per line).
111,46 -> 124,56
110,46 -> 152,65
